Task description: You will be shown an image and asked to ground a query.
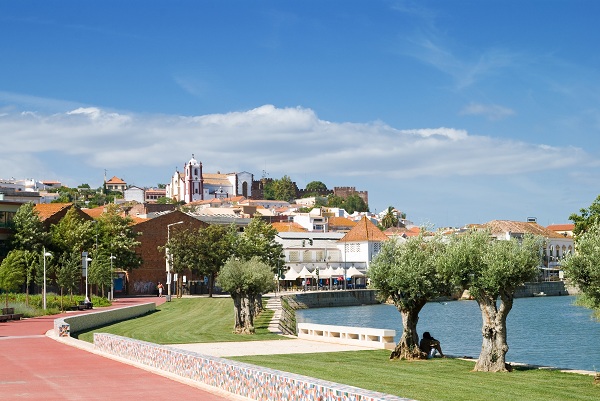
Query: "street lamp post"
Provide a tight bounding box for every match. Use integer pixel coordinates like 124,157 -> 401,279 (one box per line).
43,248 -> 52,310
166,221 -> 184,300
82,252 -> 92,301
109,254 -> 116,300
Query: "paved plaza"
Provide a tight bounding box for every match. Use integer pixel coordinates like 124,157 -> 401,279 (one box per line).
0,297 -> 246,400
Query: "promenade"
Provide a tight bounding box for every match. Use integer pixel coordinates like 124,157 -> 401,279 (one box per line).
0,297 -> 246,400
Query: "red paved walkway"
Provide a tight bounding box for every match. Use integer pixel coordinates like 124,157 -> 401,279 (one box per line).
0,297 -> 240,400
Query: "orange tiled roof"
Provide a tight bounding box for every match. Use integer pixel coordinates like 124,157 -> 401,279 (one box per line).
328,216 -> 357,228
339,216 -> 389,242
384,226 -> 421,237
34,203 -> 73,220
129,216 -> 150,224
82,206 -> 105,219
484,220 -> 565,239
271,222 -> 308,232
106,176 -> 126,184
547,224 -> 574,232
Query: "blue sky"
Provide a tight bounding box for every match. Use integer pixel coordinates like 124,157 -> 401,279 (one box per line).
1,1 -> 600,227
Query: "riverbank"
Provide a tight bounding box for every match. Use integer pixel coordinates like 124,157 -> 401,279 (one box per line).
295,295 -> 600,373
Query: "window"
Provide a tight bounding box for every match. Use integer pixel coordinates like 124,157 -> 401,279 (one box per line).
289,251 -> 299,262
303,250 -> 311,262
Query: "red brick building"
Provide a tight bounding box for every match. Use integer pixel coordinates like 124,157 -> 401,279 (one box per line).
128,211 -> 207,295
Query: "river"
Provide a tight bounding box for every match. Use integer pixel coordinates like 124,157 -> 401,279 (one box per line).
296,295 -> 599,372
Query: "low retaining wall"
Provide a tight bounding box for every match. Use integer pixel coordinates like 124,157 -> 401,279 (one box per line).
297,323 -> 396,350
279,290 -> 380,336
54,303 -> 155,337
94,333 -> 412,401
514,281 -> 570,298
287,290 -> 380,309
279,290 -> 380,335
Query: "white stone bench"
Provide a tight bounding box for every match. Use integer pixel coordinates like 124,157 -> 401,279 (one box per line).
297,323 -> 396,350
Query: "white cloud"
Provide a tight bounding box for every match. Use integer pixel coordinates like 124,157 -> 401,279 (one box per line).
460,103 -> 516,121
0,104 -> 588,184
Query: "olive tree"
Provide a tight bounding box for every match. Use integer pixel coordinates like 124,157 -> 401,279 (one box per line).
369,234 -> 449,360
443,230 -> 541,372
232,217 -> 283,312
218,256 -> 276,334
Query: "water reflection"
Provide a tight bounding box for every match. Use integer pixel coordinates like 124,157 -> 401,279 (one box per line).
296,295 -> 600,371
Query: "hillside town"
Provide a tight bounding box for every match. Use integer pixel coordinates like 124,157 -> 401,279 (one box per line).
0,155 -> 574,297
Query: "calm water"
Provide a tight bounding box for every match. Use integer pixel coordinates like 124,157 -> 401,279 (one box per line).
297,295 -> 600,372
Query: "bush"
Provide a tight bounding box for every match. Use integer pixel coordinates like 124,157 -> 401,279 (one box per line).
0,292 -> 111,316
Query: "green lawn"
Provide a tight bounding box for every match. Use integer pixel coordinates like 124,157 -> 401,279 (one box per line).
75,297 -> 599,401
75,297 -> 283,343
233,351 -> 599,401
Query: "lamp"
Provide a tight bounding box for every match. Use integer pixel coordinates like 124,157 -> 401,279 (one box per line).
83,255 -> 92,301
42,248 -> 52,310
109,254 -> 116,300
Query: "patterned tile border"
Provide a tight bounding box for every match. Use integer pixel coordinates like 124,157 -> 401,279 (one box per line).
94,333 -> 414,401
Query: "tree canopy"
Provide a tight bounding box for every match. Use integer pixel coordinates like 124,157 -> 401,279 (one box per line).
0,249 -> 29,306
94,204 -> 142,272
272,175 -> 297,201
11,202 -> 47,252
562,224 -> 600,308
569,194 -> 600,236
327,193 -> 369,214
233,217 -> 283,271
305,181 -> 328,195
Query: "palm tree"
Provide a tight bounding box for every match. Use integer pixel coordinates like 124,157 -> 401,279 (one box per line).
381,206 -> 399,229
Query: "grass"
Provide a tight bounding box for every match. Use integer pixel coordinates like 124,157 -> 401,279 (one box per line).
74,297 -> 599,400
232,351 -> 600,401
75,297 -> 283,343
1,292 -> 111,317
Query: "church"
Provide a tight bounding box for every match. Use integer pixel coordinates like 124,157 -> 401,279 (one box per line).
166,155 -> 254,203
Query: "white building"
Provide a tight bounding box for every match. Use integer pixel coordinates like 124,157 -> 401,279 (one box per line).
276,216 -> 389,285
166,155 -> 254,203
293,209 -> 328,232
484,220 -> 574,280
124,186 -> 145,203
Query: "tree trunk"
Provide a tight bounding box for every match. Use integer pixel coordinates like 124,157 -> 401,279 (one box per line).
240,295 -> 255,334
474,292 -> 513,372
390,299 -> 427,360
231,293 -> 244,333
208,272 -> 215,298
254,293 -> 263,315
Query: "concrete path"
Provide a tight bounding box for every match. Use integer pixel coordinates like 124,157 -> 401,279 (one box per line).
167,338 -> 376,357
0,297 -> 246,400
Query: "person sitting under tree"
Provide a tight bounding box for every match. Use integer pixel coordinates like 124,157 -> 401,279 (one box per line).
419,331 -> 445,358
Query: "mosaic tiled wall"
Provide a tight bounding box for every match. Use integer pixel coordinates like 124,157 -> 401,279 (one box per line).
94,333 -> 413,401
53,303 -> 156,337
